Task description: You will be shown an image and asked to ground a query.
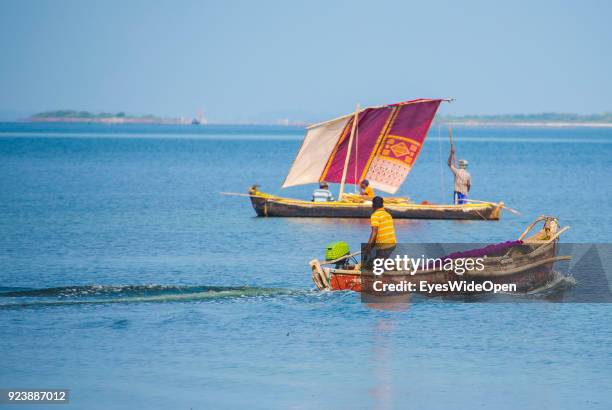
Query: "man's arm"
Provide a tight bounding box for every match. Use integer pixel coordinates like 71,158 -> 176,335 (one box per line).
366,226 -> 378,250
365,214 -> 379,253
466,175 -> 471,192
447,146 -> 456,170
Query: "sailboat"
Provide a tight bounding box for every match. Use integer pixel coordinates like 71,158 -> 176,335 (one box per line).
248,98 -> 504,220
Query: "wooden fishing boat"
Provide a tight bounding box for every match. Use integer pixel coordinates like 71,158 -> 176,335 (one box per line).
248,187 -> 503,220
237,98 -> 509,220
310,216 -> 571,296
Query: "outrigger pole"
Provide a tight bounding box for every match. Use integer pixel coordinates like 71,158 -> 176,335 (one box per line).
338,103 -> 360,200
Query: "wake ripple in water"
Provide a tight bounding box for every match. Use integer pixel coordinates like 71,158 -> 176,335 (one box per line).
524,271 -> 577,296
0,272 -> 581,310
0,284 -> 307,309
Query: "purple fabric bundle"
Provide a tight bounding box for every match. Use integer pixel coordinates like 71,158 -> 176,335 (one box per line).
444,240 -> 523,260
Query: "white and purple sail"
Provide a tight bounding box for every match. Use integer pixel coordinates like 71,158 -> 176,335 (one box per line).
283,99 -> 443,194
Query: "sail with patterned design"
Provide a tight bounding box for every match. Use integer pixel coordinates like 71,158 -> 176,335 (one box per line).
282,99 -> 442,194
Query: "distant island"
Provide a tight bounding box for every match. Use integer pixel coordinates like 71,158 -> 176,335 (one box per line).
437,112 -> 612,127
28,110 -> 196,125
25,109 -> 612,127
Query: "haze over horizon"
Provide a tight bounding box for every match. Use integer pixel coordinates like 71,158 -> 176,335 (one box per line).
1,0 -> 611,123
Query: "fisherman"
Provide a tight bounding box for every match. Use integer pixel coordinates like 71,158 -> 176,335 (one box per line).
447,146 -> 471,205
312,182 -> 334,202
359,179 -> 375,199
364,196 -> 397,264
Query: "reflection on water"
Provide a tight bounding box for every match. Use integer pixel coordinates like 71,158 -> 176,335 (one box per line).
371,319 -> 396,410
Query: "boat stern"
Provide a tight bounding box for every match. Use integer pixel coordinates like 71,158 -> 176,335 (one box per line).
310,259 -> 330,290
491,201 -> 504,220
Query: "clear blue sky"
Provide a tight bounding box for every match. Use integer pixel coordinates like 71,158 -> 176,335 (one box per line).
1,0 -> 611,122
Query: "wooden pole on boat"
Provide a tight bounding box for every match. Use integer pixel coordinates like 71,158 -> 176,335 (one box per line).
338,104 -> 360,201
464,199 -> 522,215
449,127 -> 456,204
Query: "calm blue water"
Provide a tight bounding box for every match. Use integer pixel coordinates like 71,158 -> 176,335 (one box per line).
1,123 -> 611,409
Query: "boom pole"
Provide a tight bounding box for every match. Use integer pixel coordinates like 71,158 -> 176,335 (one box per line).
338,104 -> 360,200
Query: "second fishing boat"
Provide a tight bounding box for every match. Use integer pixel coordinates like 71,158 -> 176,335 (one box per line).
244,98 -> 506,220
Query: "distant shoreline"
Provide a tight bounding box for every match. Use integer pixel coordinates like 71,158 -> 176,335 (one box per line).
18,109 -> 612,128
27,116 -> 189,125
25,110 -> 197,125
436,121 -> 612,128
18,118 -> 612,128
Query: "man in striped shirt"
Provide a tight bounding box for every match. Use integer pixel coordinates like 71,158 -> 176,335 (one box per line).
366,196 -> 397,260
312,182 -> 334,202
448,146 -> 471,205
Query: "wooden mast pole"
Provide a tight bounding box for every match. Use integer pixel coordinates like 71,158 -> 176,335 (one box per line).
338,104 -> 360,201
449,126 -> 456,204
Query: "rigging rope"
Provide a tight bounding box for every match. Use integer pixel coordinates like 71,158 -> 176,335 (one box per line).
437,123 -> 445,204
354,119 -> 359,193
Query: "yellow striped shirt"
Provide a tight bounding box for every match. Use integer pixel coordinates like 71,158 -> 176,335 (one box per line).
370,208 -> 396,247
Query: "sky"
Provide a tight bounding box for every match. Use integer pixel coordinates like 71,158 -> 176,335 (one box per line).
1,0 -> 611,122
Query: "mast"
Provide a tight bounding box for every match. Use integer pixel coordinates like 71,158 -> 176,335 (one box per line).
338,104 -> 360,200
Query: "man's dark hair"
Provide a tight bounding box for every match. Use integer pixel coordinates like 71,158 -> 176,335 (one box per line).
372,196 -> 383,209
361,179 -> 369,187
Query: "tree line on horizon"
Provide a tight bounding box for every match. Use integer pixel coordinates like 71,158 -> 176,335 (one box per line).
439,112 -> 612,123
31,110 -> 159,120
30,109 -> 612,124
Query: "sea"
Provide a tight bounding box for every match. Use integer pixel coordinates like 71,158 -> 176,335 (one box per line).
1,122 -> 611,409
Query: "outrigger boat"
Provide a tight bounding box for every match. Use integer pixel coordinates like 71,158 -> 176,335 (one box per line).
248,188 -> 503,220
245,99 -> 505,220
310,216 -> 571,296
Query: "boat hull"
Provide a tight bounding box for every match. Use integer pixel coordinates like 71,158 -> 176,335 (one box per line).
311,237 -> 569,296
328,263 -> 556,296
249,194 -> 502,220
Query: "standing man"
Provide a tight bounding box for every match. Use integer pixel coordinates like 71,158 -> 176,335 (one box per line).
448,145 -> 471,205
365,196 -> 396,262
